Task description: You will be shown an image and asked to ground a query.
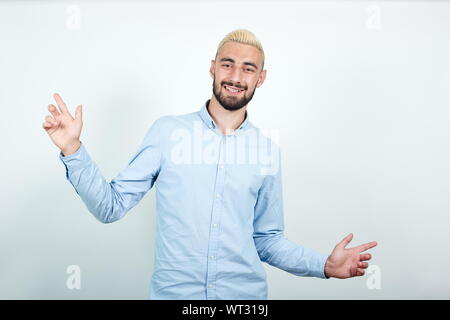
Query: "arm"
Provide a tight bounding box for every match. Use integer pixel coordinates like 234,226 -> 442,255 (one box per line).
59,117 -> 164,223
252,147 -> 330,278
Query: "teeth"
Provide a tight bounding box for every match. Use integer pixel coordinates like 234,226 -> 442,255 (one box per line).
225,85 -> 242,93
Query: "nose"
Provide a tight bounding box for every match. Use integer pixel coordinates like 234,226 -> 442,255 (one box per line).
229,66 -> 243,86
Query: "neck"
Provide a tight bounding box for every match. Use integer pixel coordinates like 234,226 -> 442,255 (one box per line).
208,95 -> 247,135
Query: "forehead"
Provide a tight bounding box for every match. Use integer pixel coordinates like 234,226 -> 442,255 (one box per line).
217,42 -> 263,67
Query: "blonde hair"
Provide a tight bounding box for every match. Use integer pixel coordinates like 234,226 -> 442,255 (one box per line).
215,29 -> 265,70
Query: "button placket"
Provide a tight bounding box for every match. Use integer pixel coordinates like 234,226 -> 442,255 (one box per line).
205,135 -> 226,299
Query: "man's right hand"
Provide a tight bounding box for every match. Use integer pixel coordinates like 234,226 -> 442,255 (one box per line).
42,93 -> 83,156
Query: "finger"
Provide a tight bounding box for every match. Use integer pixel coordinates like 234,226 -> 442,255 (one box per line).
337,233 -> 353,249
355,241 -> 378,253
360,253 -> 372,261
75,104 -> 82,121
358,261 -> 369,269
43,119 -> 58,129
43,121 -> 53,129
48,104 -> 61,118
53,93 -> 71,116
45,115 -> 58,126
356,268 -> 365,276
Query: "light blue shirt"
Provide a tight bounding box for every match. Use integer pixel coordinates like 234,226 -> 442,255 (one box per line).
59,99 -> 329,300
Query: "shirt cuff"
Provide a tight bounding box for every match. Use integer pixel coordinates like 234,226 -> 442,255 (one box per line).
318,253 -> 331,279
59,142 -> 92,178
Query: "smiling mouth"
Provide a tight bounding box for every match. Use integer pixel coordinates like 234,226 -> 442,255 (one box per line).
223,85 -> 245,95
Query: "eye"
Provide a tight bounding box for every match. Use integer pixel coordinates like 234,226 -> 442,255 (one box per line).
222,64 -> 231,68
245,68 -> 255,72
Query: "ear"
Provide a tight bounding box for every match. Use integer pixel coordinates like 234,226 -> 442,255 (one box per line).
256,69 -> 267,88
209,60 -> 215,80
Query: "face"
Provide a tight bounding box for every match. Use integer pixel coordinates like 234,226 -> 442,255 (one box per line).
210,42 -> 266,111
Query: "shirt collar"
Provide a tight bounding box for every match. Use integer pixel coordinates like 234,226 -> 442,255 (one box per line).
198,99 -> 251,133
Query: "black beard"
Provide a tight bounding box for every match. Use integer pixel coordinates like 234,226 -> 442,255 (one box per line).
212,78 -> 256,111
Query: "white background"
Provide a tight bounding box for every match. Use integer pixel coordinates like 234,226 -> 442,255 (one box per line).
0,0 -> 449,299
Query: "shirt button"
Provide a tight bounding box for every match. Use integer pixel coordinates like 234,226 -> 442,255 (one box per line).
220,164 -> 224,169
216,193 -> 221,199
209,255 -> 215,260
212,223 -> 218,228
208,284 -> 214,288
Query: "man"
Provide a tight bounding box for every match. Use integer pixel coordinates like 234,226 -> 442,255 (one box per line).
42,29 -> 377,299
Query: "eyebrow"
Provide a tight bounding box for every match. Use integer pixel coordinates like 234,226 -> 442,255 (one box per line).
219,57 -> 258,70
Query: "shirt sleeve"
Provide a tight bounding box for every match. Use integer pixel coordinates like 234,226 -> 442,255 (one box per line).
58,117 -> 165,223
252,146 -> 330,279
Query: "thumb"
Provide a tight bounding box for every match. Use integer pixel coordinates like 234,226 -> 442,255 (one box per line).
75,104 -> 82,121
337,233 -> 353,249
